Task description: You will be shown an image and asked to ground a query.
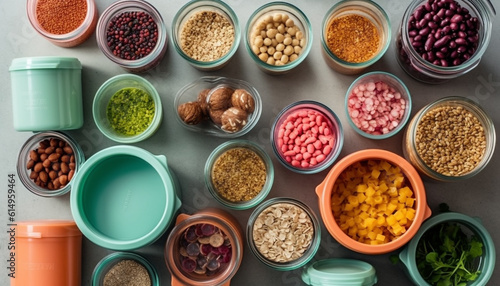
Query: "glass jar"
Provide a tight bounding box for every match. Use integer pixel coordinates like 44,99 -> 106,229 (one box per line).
27,0 -> 98,47
403,96 -> 496,181
92,252 -> 159,286
245,2 -> 313,75
172,0 -> 241,71
247,197 -> 321,271
396,0 -> 495,83
96,0 -> 168,73
164,209 -> 244,286
17,131 -> 85,197
320,0 -> 391,75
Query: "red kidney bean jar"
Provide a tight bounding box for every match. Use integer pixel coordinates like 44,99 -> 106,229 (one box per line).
396,0 -> 495,83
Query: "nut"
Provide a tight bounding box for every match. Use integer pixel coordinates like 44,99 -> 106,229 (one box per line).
197,89 -> 210,117
177,101 -> 204,125
208,87 -> 233,111
221,107 -> 248,133
209,109 -> 225,126
231,89 -> 255,113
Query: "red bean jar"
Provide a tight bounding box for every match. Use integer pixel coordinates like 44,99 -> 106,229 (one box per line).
396,0 -> 495,83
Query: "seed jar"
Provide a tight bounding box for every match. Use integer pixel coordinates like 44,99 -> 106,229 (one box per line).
165,209 -> 244,286
403,96 -> 496,181
17,131 -> 85,197
96,0 -> 168,73
27,0 -> 98,47
11,221 -> 82,286
9,57 -> 83,132
396,0 -> 495,83
92,252 -> 159,286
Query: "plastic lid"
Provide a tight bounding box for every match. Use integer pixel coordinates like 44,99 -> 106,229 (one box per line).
15,220 -> 82,238
302,259 -> 377,286
9,56 -> 82,71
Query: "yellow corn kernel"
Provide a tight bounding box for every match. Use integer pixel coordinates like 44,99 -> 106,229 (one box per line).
376,234 -> 386,242
358,211 -> 369,220
374,195 -> 383,204
406,198 -> 415,208
371,168 -> 381,179
380,160 -> 391,171
386,215 -> 397,226
360,203 -> 370,212
377,216 -> 385,226
357,193 -> 367,203
365,186 -> 376,197
394,210 -> 405,221
406,208 -> 416,220
358,229 -> 368,237
347,195 -> 359,206
344,203 -> 354,211
401,186 -> 413,197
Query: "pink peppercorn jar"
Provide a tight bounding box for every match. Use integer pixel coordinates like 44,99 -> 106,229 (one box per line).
271,100 -> 344,174
96,0 -> 168,73
396,0 -> 495,83
27,0 -> 98,47
164,208 -> 244,286
345,71 -> 412,139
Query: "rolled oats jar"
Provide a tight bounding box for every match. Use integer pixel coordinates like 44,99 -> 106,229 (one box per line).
403,96 -> 496,181
246,197 -> 321,271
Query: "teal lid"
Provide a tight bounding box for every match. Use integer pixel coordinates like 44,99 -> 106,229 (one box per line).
70,145 -> 182,250
302,259 -> 377,286
9,56 -> 82,71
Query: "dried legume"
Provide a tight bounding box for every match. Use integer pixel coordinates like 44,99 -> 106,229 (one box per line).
277,109 -> 336,168
103,259 -> 151,286
179,223 -> 232,275
347,80 -> 406,135
253,202 -> 314,262
415,105 -> 486,176
250,13 -> 305,66
27,138 -> 76,190
211,147 -> 266,202
180,11 -> 235,62
326,14 -> 380,63
332,160 -> 416,244
106,87 -> 155,136
407,0 -> 479,67
36,0 -> 87,34
106,11 -> 158,60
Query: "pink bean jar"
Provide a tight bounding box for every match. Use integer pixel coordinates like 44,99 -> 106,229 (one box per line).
345,71 -> 412,139
271,100 -> 343,174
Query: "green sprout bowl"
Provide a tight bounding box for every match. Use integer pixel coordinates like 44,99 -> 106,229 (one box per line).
399,212 -> 495,286
93,74 -> 163,143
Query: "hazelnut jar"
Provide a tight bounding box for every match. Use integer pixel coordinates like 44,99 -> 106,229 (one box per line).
174,76 -> 262,138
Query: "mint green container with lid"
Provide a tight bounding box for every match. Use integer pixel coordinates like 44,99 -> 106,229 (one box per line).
70,145 -> 182,250
9,57 -> 83,131
302,258 -> 377,286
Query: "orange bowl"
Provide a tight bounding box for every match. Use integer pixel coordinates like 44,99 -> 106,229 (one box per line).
316,149 -> 431,254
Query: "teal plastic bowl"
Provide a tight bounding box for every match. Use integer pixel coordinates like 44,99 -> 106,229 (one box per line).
399,212 -> 496,286
70,145 -> 181,250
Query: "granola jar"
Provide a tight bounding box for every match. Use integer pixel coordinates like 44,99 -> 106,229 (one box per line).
172,0 -> 240,71
164,209 -> 243,286
396,0 -> 495,83
403,96 -> 496,181
246,197 -> 321,271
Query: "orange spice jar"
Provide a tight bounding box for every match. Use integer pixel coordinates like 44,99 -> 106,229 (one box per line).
27,0 -> 98,47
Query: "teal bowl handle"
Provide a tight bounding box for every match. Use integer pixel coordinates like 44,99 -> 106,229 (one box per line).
399,247 -> 410,268
155,154 -> 182,212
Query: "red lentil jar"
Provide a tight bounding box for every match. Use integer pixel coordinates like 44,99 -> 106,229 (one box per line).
96,0 -> 168,73
27,0 -> 98,47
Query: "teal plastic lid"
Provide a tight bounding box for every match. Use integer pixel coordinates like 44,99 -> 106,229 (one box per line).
9,56 -> 82,71
302,259 -> 377,286
70,145 -> 182,250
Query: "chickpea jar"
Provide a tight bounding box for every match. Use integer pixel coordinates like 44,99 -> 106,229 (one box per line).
396,0 -> 496,83
403,96 -> 496,181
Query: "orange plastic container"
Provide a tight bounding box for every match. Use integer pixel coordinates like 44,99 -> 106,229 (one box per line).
11,220 -> 82,286
164,208 -> 244,286
316,149 -> 431,254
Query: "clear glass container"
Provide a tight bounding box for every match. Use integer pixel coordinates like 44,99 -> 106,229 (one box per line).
403,96 -> 496,181
27,0 -> 98,47
245,2 -> 313,75
172,0 -> 240,71
165,209 -> 244,286
320,0 -> 391,75
246,197 -> 321,271
96,0 -> 168,73
92,252 -> 159,286
396,0 -> 495,83
270,100 -> 343,174
345,71 -> 412,139
204,140 -> 274,210
17,131 -> 85,197
174,76 -> 262,138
